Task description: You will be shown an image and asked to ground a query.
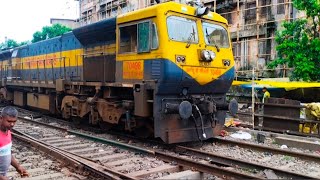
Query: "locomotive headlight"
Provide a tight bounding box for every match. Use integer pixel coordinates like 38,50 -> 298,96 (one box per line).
208,51 -> 216,60
201,50 -> 211,61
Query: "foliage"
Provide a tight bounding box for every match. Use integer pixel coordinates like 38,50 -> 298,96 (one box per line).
0,39 -> 30,50
268,0 -> 320,81
32,24 -> 72,43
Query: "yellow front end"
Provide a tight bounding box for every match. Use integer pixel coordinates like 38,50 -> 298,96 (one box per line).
116,2 -> 236,143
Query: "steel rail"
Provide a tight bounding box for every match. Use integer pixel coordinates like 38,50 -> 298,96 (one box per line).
176,146 -> 318,179
155,151 -> 260,179
12,130 -> 126,180
12,132 -> 83,170
18,116 -> 263,179
212,137 -> 320,163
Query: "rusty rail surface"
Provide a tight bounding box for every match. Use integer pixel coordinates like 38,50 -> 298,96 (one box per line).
12,130 -> 128,180
175,146 -> 317,179
212,137 -> 320,164
18,116 -> 262,179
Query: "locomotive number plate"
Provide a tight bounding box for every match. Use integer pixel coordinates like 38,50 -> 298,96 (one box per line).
123,60 -> 144,79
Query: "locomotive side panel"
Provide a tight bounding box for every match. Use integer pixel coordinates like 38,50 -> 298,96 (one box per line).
73,17 -> 117,82
83,54 -> 116,82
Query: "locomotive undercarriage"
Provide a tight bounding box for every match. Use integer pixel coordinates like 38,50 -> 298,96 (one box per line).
3,81 -> 236,144
154,94 -> 235,143
60,85 -> 141,132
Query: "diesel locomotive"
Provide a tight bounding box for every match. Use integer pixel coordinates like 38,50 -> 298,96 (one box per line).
0,1 -> 237,143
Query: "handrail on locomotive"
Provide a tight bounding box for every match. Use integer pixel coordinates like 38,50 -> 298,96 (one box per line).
2,56 -> 80,83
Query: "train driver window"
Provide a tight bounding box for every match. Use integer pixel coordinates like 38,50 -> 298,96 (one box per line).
138,21 -> 151,53
119,21 -> 155,54
151,23 -> 159,49
119,24 -> 138,53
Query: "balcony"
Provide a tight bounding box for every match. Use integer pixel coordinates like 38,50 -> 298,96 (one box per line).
204,0 -> 244,11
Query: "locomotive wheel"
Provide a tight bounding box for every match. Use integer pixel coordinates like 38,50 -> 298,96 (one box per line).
99,121 -> 113,131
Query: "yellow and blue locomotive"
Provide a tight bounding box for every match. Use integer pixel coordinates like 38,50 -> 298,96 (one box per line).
0,2 -> 237,143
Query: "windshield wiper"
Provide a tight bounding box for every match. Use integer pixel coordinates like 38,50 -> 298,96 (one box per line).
206,28 -> 220,52
186,26 -> 196,48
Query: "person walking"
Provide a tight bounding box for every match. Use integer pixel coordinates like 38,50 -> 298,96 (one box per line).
262,87 -> 270,103
0,107 -> 29,180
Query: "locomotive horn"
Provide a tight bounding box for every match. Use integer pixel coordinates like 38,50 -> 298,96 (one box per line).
195,6 -> 210,17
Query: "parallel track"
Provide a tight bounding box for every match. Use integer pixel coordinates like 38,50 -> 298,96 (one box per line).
211,136 -> 320,164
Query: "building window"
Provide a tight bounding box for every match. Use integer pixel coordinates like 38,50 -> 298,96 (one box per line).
259,0 -> 267,15
245,2 -> 256,20
277,0 -> 285,14
259,40 -> 266,56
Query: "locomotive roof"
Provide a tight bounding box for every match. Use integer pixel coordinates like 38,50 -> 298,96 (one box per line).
73,17 -> 116,46
0,49 -> 12,61
117,1 -> 228,25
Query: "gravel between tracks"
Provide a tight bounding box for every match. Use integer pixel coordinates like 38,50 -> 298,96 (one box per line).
198,136 -> 320,178
9,139 -> 85,180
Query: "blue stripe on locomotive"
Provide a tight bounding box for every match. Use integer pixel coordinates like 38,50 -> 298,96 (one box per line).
18,32 -> 82,58
19,66 -> 82,81
0,50 -> 12,61
15,18 -> 117,81
144,59 -> 234,94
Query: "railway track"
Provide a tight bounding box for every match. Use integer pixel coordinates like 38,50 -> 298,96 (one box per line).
8,138 -> 87,180
10,107 -> 318,179
210,135 -> 320,164
14,117 -> 260,179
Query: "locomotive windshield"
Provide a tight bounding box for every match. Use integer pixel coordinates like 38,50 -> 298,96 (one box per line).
202,22 -> 230,48
167,16 -> 198,43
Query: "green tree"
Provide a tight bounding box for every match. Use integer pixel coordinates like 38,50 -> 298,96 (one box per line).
19,41 -> 30,46
0,39 -> 19,49
0,39 -> 30,50
268,0 -> 320,81
32,24 -> 72,43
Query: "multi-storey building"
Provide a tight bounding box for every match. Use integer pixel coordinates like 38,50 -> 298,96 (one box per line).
204,0 -> 305,77
76,0 -> 188,26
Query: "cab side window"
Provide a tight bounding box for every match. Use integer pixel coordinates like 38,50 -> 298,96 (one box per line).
119,24 -> 137,53
119,21 -> 158,54
138,22 -> 151,53
151,23 -> 159,49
